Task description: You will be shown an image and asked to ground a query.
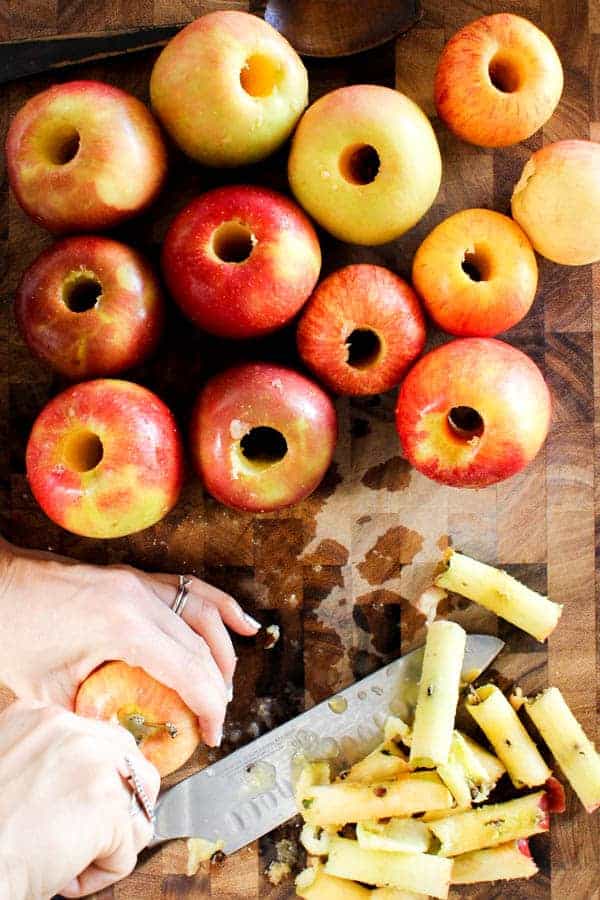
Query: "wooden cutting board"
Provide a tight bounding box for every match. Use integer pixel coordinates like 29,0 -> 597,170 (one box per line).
1,1 -> 599,898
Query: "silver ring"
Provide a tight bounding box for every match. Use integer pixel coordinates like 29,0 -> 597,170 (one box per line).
171,575 -> 192,618
125,755 -> 155,824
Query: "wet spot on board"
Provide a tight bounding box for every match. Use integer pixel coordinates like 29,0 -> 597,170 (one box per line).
357,525 -> 424,586
306,538 -> 349,566
361,455 -> 411,492
437,533 -> 450,552
354,591 -> 402,657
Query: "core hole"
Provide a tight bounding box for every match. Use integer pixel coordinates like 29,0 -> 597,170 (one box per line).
345,328 -> 382,369
212,221 -> 255,264
62,273 -> 102,313
240,426 -> 288,466
47,126 -> 81,165
240,54 -> 281,97
461,246 -> 492,283
488,54 -> 521,93
447,406 -> 484,441
62,430 -> 104,473
339,144 -> 380,186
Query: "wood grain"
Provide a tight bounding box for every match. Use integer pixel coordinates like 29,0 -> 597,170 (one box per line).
0,1 -> 599,899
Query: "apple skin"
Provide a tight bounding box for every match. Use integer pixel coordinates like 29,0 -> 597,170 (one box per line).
288,84 -> 441,246
511,140 -> 600,266
26,379 -> 184,539
191,362 -> 337,512
76,661 -> 200,777
412,209 -> 538,337
6,80 -> 167,233
162,185 -> 321,339
297,264 -> 426,396
435,14 -> 563,148
396,338 -> 551,488
15,236 -> 165,380
150,11 -> 308,167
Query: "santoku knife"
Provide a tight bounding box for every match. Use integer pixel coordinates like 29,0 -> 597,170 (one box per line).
151,634 -> 504,852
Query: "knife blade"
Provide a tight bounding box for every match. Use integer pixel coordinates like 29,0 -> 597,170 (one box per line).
151,634 -> 504,852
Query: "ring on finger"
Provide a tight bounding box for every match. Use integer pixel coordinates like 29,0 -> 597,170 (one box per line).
171,575 -> 192,619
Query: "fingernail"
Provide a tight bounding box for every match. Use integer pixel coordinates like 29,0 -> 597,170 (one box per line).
226,682 -> 234,703
243,612 -> 262,630
215,726 -> 223,747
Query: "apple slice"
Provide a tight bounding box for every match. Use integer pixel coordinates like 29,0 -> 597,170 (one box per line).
75,661 -> 200,777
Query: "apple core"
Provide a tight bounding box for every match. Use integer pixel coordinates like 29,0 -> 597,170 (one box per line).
447,406 -> 485,441
240,54 -> 282,98
62,429 -> 104,473
240,426 -> 288,469
62,271 -> 102,312
461,246 -> 492,283
211,220 -> 256,264
488,52 -> 522,93
46,124 -> 81,165
345,328 -> 383,369
339,143 -> 381,185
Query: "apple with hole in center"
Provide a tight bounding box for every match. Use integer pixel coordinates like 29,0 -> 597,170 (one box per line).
191,362 -> 337,512
76,661 -> 200,777
162,185 -> 321,339
396,338 -> 551,488
6,80 -> 167,233
26,380 -> 184,538
15,236 -> 165,380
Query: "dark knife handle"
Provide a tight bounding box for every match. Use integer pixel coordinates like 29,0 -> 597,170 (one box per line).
0,26 -> 185,85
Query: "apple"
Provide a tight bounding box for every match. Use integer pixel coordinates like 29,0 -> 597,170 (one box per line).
150,11 -> 308,167
412,209 -> 537,337
191,362 -> 337,512
395,338 -> 551,488
288,84 -> 441,246
15,236 -> 165,380
6,80 -> 167,234
297,264 -> 426,396
434,14 -> 563,147
76,661 -> 200,777
26,379 -> 184,538
511,140 -> 600,266
162,185 -> 321,339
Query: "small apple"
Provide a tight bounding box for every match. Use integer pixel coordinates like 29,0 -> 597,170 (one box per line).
191,362 -> 337,512
288,84 -> 441,246
6,80 -> 167,234
15,236 -> 165,380
76,661 -> 200,777
511,140 -> 600,266
435,14 -> 563,147
150,11 -> 308,167
396,338 -> 551,488
26,379 -> 184,538
412,209 -> 537,337
297,264 -> 426,395
162,185 -> 321,339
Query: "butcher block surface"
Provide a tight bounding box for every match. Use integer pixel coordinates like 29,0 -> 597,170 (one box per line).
1,1 -> 599,898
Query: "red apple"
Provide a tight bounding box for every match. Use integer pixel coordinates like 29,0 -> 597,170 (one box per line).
191,362 -> 337,512
396,338 -> 551,488
15,236 -> 165,380
162,185 -> 321,339
6,80 -> 167,233
26,379 -> 184,538
297,264 -> 426,396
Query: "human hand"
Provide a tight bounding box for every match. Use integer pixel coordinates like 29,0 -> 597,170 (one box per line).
0,540 -> 261,746
0,700 -> 160,899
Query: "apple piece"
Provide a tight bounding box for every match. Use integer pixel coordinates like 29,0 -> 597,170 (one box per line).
511,140 -> 600,266
395,338 -> 551,488
162,185 -> 321,339
451,839 -> 539,884
296,864 -> 371,900
297,264 -> 426,396
435,14 -> 563,147
190,362 -> 337,513
76,661 -> 200,777
15,236 -> 164,380
412,209 -> 537,337
6,80 -> 166,234
288,84 -> 441,246
26,379 -> 184,539
150,11 -> 307,167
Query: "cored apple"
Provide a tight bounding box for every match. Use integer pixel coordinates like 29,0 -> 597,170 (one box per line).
435,14 -> 563,147
191,362 -> 337,512
6,80 -> 167,234
288,84 -> 441,246
150,11 -> 308,166
297,264 -> 426,395
396,338 -> 551,488
511,140 -> 600,266
412,209 -> 537,337
76,661 -> 200,777
15,236 -> 164,380
162,185 -> 321,339
26,379 -> 184,538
